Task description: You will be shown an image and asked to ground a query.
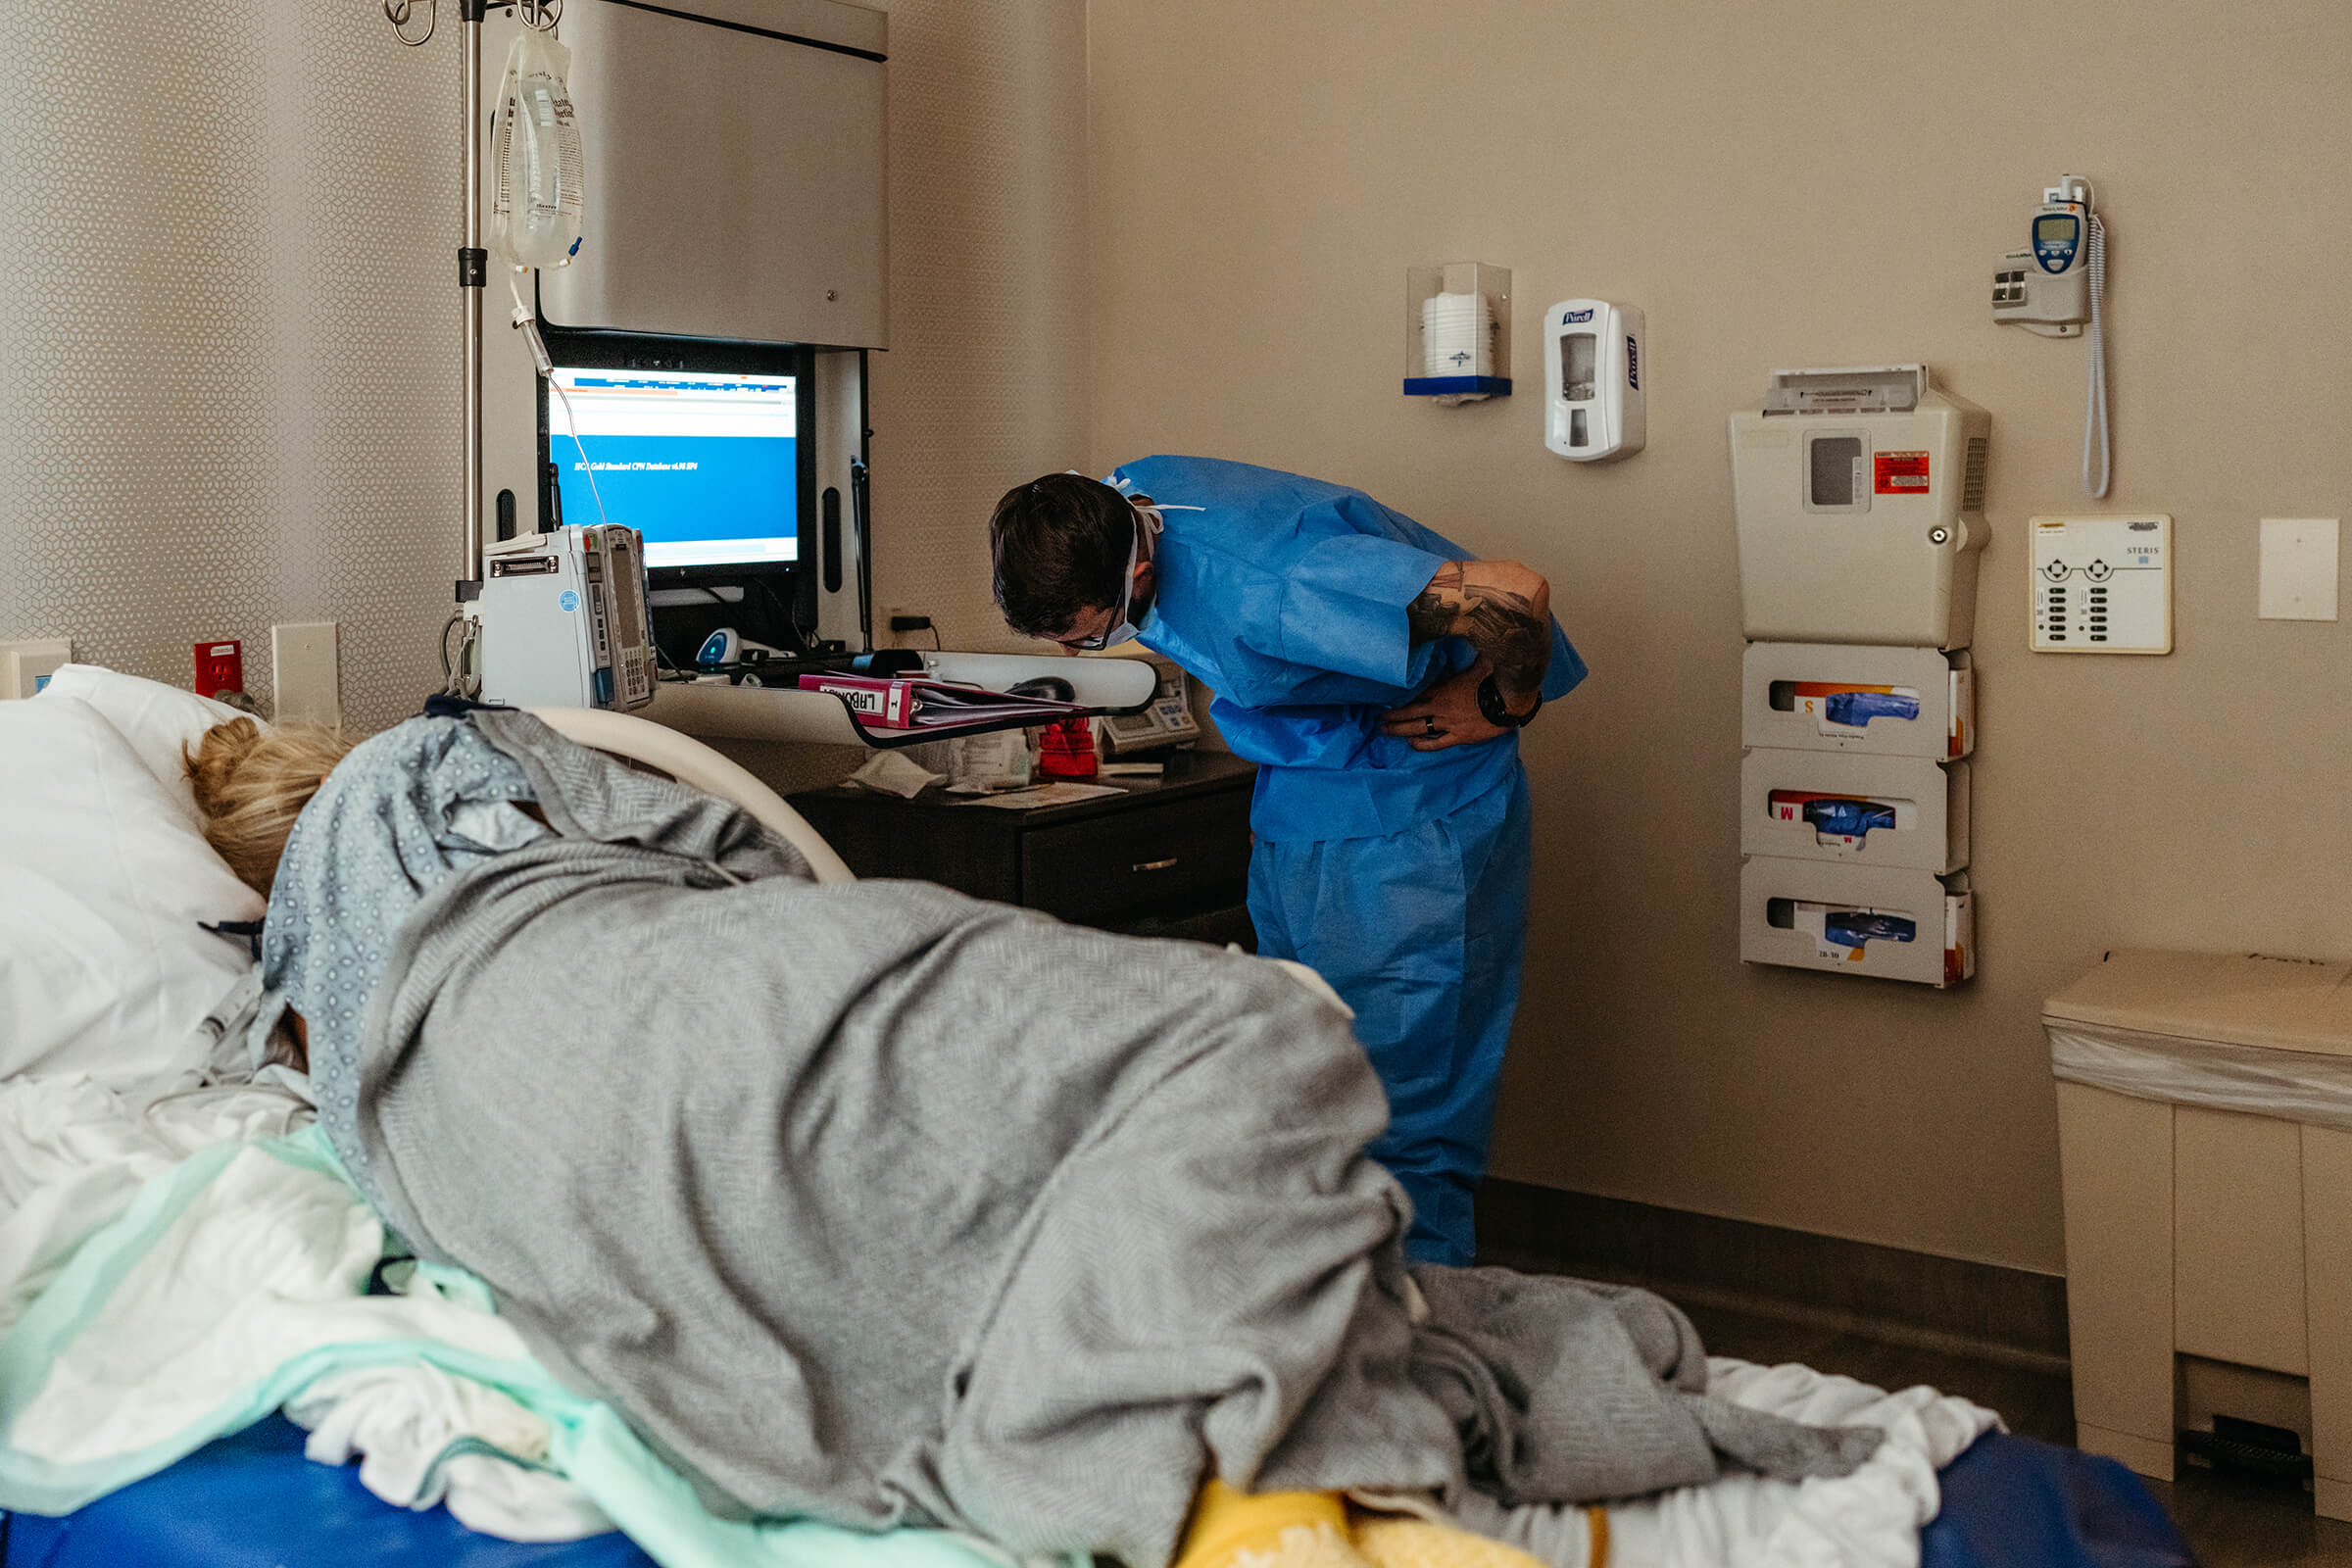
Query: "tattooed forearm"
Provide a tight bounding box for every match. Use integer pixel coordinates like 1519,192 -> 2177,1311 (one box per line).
1406,562 -> 1464,641
1406,560 -> 1551,696
1460,587 -> 1550,695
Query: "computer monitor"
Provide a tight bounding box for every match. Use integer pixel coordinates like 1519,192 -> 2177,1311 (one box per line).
546,366 -> 802,570
535,331 -> 821,660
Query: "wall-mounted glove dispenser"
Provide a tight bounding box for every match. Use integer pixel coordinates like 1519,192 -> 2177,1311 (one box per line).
1740,643 -> 1973,760
1741,752 -> 1970,874
1731,365 -> 1989,650
1742,860 -> 1975,989
1733,368 -> 1984,986
1404,263 -> 1511,404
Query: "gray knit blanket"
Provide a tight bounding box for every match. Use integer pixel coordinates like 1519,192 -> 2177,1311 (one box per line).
337,709 -> 1877,1566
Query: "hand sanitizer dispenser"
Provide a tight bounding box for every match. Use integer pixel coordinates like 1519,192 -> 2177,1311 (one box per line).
1544,300 -> 1644,462
1730,365 -> 1988,649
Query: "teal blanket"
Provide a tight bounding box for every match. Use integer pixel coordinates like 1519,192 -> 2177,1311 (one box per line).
0,1119 -> 1042,1568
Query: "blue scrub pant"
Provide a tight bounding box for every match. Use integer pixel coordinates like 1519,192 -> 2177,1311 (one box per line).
1247,769 -> 1533,1267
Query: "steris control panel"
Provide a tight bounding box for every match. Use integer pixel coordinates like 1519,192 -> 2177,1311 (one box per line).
2030,514 -> 2171,654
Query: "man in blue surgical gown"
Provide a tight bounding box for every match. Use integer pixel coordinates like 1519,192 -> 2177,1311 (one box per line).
988,457 -> 1586,1265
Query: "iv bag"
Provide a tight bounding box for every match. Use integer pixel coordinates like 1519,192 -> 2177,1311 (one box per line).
488,27 -> 585,270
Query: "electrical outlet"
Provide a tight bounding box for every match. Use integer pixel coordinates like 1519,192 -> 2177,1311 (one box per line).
195,639 -> 244,698
271,621 -> 342,727
1,638 -> 72,700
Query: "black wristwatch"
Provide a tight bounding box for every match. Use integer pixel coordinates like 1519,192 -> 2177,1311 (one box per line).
1476,672 -> 1540,729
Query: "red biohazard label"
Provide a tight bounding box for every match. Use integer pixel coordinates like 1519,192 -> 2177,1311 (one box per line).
1874,451 -> 1930,495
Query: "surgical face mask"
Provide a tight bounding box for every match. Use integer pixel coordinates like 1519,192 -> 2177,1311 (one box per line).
1068,509 -> 1161,651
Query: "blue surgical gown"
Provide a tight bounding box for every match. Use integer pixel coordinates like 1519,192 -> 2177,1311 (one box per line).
1111,456 -> 1587,1265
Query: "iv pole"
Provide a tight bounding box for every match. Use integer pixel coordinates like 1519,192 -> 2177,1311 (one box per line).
384,0 -> 561,695
459,0 -> 486,603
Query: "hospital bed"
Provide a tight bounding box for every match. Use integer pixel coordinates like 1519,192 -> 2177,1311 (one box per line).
0,681 -> 2192,1568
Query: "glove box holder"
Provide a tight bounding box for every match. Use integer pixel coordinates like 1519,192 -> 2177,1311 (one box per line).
1741,859 -> 1975,988
1741,643 -> 1973,760
1741,752 -> 1970,874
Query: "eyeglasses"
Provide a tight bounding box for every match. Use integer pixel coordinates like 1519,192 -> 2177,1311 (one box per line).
1063,514 -> 1144,652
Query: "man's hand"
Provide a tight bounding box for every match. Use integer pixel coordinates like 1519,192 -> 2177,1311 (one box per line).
1381,658 -> 1518,752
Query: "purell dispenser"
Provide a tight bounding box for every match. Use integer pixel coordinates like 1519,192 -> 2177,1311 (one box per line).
1543,300 -> 1644,462
1731,365 -> 1984,988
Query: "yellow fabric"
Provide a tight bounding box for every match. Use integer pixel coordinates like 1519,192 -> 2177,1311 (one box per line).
1173,1481 -> 1351,1568
1172,1481 -> 1608,1568
1351,1516 -> 1563,1568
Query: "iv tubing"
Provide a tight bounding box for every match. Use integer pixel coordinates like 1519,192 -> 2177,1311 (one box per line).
511,274 -> 612,532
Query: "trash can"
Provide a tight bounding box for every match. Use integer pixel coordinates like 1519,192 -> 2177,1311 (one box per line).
2046,949 -> 2352,1517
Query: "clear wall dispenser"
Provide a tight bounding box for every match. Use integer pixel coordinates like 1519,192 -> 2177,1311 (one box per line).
1404,263 -> 1510,405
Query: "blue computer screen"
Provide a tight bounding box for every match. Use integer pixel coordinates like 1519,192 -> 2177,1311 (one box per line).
549,368 -> 798,568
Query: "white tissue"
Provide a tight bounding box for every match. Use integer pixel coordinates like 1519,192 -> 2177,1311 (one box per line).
846,750 -> 944,800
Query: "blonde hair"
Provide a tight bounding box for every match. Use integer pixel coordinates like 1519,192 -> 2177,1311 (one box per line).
184,718 -> 356,897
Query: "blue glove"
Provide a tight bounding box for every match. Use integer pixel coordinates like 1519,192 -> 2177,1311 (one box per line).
1825,690 -> 1921,726
1803,799 -> 1898,839
1826,910 -> 1915,947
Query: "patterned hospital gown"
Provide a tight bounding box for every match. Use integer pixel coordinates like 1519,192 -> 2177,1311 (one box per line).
248,715 -> 551,1191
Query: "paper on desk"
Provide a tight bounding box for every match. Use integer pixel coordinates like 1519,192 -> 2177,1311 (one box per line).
952,782 -> 1125,809
846,750 -> 945,800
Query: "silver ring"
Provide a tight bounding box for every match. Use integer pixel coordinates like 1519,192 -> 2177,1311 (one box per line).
1423,715 -> 1439,736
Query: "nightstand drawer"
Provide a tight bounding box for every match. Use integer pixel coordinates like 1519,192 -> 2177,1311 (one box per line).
1020,788 -> 1251,930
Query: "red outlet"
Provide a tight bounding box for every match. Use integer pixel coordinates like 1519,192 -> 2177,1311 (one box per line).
195,640 -> 243,698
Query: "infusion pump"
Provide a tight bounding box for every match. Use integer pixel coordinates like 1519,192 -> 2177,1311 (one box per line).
477,524 -> 657,710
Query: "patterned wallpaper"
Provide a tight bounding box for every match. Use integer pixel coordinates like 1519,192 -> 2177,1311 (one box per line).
0,0 -> 1088,735
0,0 -> 459,730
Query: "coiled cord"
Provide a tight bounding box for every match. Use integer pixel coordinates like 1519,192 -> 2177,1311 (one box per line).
2082,208 -> 2109,498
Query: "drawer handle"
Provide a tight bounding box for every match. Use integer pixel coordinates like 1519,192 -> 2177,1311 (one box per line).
1132,857 -> 1180,873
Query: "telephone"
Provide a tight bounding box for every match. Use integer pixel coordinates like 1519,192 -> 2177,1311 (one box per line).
1993,174 -> 2108,497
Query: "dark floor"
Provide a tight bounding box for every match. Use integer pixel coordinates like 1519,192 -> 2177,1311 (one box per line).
1670,1295 -> 2352,1567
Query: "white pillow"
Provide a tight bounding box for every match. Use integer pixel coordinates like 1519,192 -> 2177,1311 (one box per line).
0,695 -> 264,1088
34,664 -> 256,824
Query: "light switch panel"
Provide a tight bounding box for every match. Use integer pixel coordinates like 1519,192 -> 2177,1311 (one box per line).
0,638 -> 71,700
271,621 -> 342,727
2259,518 -> 2339,621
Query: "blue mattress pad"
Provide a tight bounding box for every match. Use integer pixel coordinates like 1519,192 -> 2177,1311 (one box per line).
1,1417 -> 2191,1568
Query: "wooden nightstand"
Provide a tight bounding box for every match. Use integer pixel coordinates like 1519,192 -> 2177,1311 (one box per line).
789,750 -> 1258,948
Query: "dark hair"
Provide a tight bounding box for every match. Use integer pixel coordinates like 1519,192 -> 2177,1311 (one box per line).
989,472 -> 1137,638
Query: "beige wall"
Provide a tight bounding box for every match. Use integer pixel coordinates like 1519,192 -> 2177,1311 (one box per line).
1087,0 -> 2352,1272
866,0 -> 1090,658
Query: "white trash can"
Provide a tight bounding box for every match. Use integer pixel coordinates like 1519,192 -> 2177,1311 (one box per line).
2047,949 -> 2352,1516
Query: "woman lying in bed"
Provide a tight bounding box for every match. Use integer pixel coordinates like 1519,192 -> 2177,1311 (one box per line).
185,706 -> 1878,1568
